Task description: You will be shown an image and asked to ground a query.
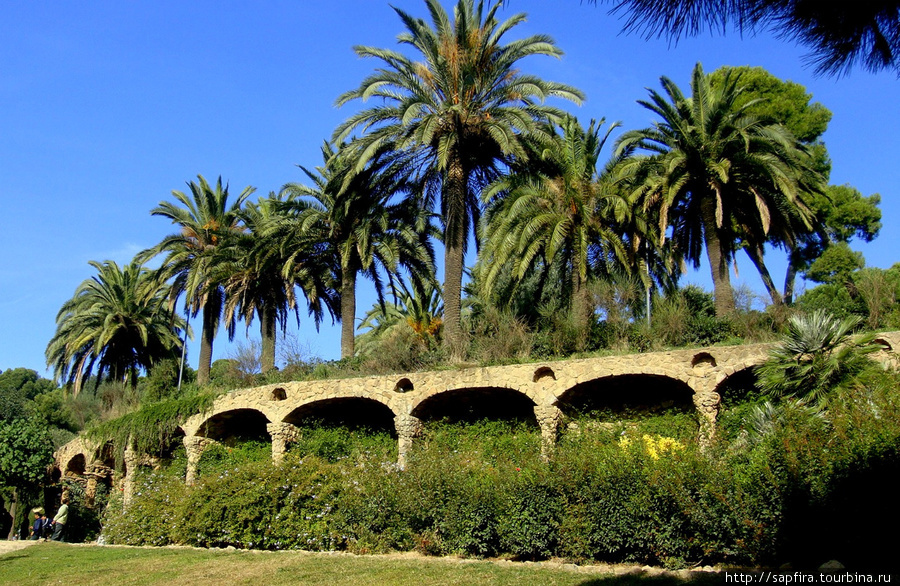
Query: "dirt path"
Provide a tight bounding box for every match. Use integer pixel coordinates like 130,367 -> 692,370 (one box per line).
0,540 -> 40,556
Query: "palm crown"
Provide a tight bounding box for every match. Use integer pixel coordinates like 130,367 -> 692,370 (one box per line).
334,0 -> 584,351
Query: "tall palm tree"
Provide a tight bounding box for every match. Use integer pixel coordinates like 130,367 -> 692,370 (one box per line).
616,63 -> 816,316
334,0 -> 584,352
597,0 -> 900,75
141,175 -> 254,385
46,260 -> 186,396
282,142 -> 436,359
213,194 -> 301,374
480,116 -> 629,328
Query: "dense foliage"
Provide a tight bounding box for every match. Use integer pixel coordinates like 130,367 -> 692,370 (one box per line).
101,360 -> 900,571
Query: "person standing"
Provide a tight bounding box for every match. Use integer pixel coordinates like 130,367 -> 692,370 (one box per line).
50,495 -> 69,542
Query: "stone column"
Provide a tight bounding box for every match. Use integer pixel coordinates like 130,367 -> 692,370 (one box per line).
83,465 -> 100,508
122,444 -> 139,507
533,404 -> 563,461
692,388 -> 720,449
267,422 -> 299,464
394,413 -> 422,469
183,436 -> 216,485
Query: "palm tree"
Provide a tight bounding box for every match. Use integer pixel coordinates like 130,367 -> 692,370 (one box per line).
479,115 -> 629,329
755,310 -> 884,409
357,277 -> 444,354
46,260 -> 186,396
282,142 -> 436,359
616,63 -> 816,316
141,175 -> 255,385
597,0 -> 900,75
334,0 -> 584,353
214,194 -> 301,374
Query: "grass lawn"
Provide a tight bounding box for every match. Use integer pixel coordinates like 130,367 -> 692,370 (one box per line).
0,542 -> 725,585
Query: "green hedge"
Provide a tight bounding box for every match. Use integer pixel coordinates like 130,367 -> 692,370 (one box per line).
103,371 -> 900,570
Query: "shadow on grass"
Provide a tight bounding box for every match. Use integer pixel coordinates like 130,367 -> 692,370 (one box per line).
578,574 -> 724,585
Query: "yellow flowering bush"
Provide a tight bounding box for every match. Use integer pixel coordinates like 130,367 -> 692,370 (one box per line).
618,434 -> 685,460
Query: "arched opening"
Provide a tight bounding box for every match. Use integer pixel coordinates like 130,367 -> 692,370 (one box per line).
691,352 -> 717,368
65,454 -> 86,476
533,366 -> 556,382
412,387 -> 538,427
197,409 -> 271,445
394,378 -> 414,393
156,427 -> 186,460
284,397 -> 396,435
283,398 -> 397,462
271,387 -> 287,401
716,368 -> 763,408
558,374 -> 694,418
97,442 -> 116,470
714,367 -> 768,442
557,374 -> 697,442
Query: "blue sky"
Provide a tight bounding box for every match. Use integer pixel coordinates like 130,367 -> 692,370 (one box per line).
2,1 -> 898,377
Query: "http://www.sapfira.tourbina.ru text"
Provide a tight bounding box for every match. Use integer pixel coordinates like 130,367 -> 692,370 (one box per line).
725,572 -> 894,584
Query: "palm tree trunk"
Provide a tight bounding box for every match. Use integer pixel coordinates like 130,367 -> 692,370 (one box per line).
197,299 -> 217,385
442,157 -> 467,356
744,244 -> 783,306
783,245 -> 800,305
701,196 -> 735,316
340,266 -> 358,360
260,303 -> 276,374
571,269 -> 592,351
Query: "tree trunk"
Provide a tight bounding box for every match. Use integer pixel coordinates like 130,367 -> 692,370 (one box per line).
442,157 -> 467,356
340,266 -> 358,360
5,487 -> 17,540
744,244 -> 783,306
260,303 -> 276,374
701,196 -> 735,316
571,267 -> 592,350
196,296 -> 218,385
783,245 -> 800,305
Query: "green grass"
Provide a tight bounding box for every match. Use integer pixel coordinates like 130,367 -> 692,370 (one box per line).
0,542 -> 726,585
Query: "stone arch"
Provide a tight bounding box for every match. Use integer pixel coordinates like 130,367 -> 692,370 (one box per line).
270,387 -> 287,401
155,427 -> 186,460
196,408 -> 271,445
283,397 -> 397,436
412,386 -> 538,426
533,366 -> 555,382
65,453 -> 86,476
715,366 -> 762,408
394,378 -> 414,393
555,374 -> 695,419
691,352 -> 717,368
96,442 -> 116,470
874,337 -> 894,352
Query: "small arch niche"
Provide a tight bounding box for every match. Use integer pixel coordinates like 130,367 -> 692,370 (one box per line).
394,378 -> 414,393
691,352 -> 717,368
533,366 -> 556,383
874,338 -> 893,352
271,387 -> 287,401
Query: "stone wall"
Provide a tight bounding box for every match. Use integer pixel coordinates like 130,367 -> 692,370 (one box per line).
54,332 -> 900,498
